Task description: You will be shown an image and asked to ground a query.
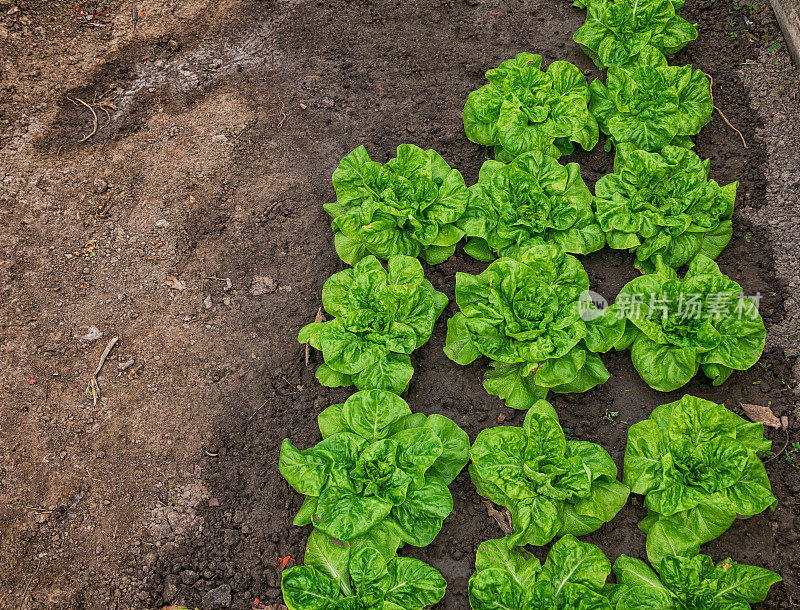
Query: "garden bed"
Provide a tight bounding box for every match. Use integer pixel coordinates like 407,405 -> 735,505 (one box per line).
0,0 -> 798,608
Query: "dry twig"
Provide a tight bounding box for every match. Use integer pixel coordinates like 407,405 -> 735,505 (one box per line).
248,398 -> 270,421
765,427 -> 791,463
20,560 -> 40,610
277,97 -> 287,128
704,72 -> 748,149
69,97 -> 98,142
87,336 -> 118,404
67,88 -> 121,142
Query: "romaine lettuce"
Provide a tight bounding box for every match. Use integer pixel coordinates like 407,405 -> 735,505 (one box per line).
282,531 -> 446,609
611,255 -> 766,391
594,143 -> 737,273
589,47 -> 712,152
463,53 -> 599,160
326,144 -> 468,265
624,395 -> 775,561
443,244 -> 623,408
469,534 -> 615,609
469,400 -> 629,547
299,255 -> 448,395
459,152 -> 605,262
574,0 -> 698,69
613,549 -> 781,609
279,390 -> 469,550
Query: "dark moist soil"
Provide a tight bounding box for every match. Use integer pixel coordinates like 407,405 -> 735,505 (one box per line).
140,2 -> 798,609
1,0 -> 797,608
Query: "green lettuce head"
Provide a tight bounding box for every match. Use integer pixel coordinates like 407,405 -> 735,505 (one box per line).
469,535 -> 615,609
611,255 -> 766,392
469,400 -> 629,547
574,0 -> 698,69
595,143 -> 737,273
325,144 -> 468,266
299,255 -> 448,395
612,548 -> 782,610
463,52 -> 599,160
459,152 -> 605,262
444,245 -> 623,408
624,395 -> 775,561
589,47 -> 712,152
282,531 -> 447,609
279,390 -> 470,551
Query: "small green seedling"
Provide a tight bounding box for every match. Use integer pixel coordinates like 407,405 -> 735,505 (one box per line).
786,442 -> 800,469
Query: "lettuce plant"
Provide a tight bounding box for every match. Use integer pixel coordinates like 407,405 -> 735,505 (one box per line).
589,47 -> 712,152
463,52 -> 599,160
325,144 -> 468,266
444,245 -> 623,408
458,152 -> 605,262
624,395 -> 776,561
282,531 -> 446,609
469,535 -> 614,609
469,400 -> 629,547
299,255 -> 448,395
279,390 -> 469,551
595,143 -> 737,273
611,255 -> 766,391
612,548 -> 781,609
574,0 -> 698,69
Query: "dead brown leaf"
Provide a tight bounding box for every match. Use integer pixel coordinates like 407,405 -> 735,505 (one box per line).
741,403 -> 782,428
305,307 -> 325,366
166,276 -> 187,291
483,499 -> 513,534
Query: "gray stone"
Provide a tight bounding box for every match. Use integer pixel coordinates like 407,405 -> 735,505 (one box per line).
202,584 -> 232,609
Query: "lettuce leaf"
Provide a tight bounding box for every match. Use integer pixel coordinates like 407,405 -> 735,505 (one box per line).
443,245 -> 623,406
595,143 -> 736,272
459,152 -> 605,261
280,390 -> 469,547
623,394 -> 776,560
612,255 -> 766,391
463,52 -> 599,160
589,48 -> 712,152
613,549 -> 781,610
469,402 -> 629,547
574,0 -> 697,69
282,531 -> 447,609
469,534 -> 614,609
299,255 -> 448,394
327,144 -> 468,265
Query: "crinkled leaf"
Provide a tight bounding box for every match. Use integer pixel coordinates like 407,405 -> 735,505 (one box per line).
304,531 -> 353,597
644,519 -> 700,567
424,413 -> 471,485
574,0 -> 697,70
389,478 -> 453,546
349,547 -> 390,601
541,534 -> 612,600
328,145 -> 467,265
464,53 -> 597,159
592,56 -> 712,152
473,536 -> 541,588
342,389 -> 412,441
384,557 -> 446,609
484,361 -> 548,410
282,565 -> 343,610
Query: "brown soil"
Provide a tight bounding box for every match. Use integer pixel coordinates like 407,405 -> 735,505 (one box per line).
1,0 -> 798,609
